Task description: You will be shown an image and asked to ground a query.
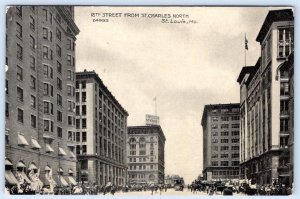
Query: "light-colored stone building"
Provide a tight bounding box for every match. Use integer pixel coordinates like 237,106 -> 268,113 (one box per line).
75,70 -> 128,186
237,9 -> 294,186
201,104 -> 240,181
127,125 -> 166,185
5,6 -> 79,189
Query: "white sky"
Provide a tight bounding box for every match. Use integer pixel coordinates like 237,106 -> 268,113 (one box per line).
74,6 -> 285,184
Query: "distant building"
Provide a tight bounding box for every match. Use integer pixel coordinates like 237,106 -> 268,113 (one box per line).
164,175 -> 184,187
5,6 -> 79,189
201,103 -> 240,181
75,70 -> 128,186
127,125 -> 166,184
237,9 -> 294,186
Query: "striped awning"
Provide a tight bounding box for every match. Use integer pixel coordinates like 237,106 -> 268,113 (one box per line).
68,176 -> 77,185
16,162 -> 26,168
5,170 -> 19,185
45,144 -> 54,153
19,171 -> 32,184
5,159 -> 13,166
58,147 -> 67,156
18,134 -> 29,146
31,138 -> 41,149
70,151 -> 76,158
28,163 -> 37,170
59,176 -> 69,186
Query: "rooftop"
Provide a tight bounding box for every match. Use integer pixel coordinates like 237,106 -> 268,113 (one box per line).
76,70 -> 129,116
256,9 -> 294,43
201,103 -> 240,126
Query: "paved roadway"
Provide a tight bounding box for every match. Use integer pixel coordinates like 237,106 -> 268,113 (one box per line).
111,188 -> 244,196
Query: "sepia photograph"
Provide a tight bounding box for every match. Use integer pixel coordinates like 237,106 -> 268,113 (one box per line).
3,5 -> 294,196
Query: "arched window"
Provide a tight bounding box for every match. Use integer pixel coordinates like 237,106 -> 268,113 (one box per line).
149,174 -> 155,181
129,138 -> 136,143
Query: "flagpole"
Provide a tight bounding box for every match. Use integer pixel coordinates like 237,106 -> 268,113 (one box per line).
245,33 -> 247,67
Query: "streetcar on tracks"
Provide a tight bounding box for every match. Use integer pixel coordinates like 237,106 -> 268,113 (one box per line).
174,178 -> 184,191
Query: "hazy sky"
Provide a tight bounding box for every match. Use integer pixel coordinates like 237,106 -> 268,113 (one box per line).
74,7 -> 282,183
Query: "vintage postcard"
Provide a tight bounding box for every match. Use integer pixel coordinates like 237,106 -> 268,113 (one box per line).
4,5 -> 294,196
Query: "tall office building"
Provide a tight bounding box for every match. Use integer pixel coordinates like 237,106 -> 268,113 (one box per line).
201,104 -> 240,181
237,9 -> 293,186
75,70 -> 128,186
5,6 -> 79,189
127,125 -> 166,184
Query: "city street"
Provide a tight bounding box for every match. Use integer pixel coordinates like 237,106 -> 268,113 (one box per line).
112,189 -> 244,196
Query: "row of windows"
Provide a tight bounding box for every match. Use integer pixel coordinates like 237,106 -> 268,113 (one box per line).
212,131 -> 239,136
211,108 -> 240,114
15,78 -> 75,112
211,116 -> 240,122
212,139 -> 240,143
212,146 -> 239,151
68,131 -> 87,142
212,170 -> 239,176
42,45 -> 75,66
211,153 -> 239,159
128,174 -> 148,179
211,161 -> 240,166
211,124 -> 240,129
129,157 -> 147,163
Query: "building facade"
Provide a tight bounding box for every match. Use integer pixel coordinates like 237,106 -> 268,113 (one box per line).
201,104 -> 240,181
75,70 -> 128,186
237,9 -> 294,186
5,6 -> 79,189
127,126 -> 166,184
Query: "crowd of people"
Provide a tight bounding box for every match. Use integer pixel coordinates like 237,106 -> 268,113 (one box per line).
5,180 -> 293,195
186,180 -> 293,196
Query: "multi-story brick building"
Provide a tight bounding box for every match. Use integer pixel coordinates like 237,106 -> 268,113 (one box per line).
75,70 -> 128,186
201,104 -> 240,181
237,9 -> 293,186
127,125 -> 166,184
5,6 -> 79,190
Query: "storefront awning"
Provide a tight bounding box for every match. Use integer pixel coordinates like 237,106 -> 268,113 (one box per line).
68,176 -> 77,185
68,169 -> 73,174
28,164 -> 37,170
31,138 -> 41,149
59,176 -> 69,186
45,166 -> 51,171
45,144 -> 54,153
16,162 -> 26,168
18,134 -> 29,146
19,171 -> 32,184
70,151 -> 76,158
58,147 -> 67,156
5,170 -> 19,185
5,159 -> 13,166
44,177 -> 57,186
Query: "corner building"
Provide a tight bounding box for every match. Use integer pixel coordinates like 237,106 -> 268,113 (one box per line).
237,9 -> 293,186
127,126 -> 166,184
201,104 -> 240,181
75,71 -> 128,186
5,6 -> 79,189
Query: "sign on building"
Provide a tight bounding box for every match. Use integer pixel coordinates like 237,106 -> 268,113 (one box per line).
146,114 -> 160,126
